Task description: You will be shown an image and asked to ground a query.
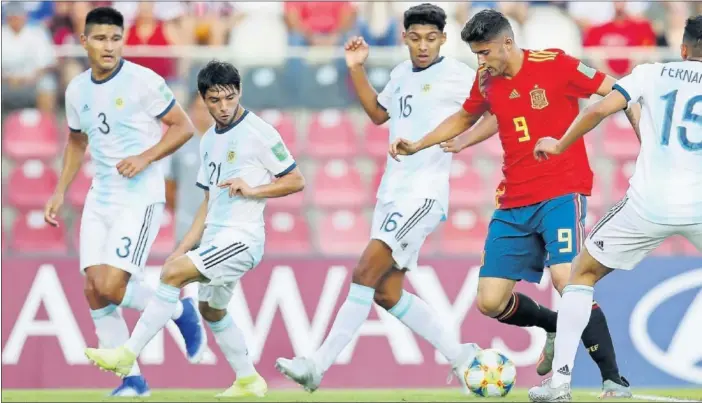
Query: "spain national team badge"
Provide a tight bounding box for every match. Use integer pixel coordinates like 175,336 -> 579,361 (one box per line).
227,150 -> 236,163
422,84 -> 431,92
530,86 -> 548,110
115,97 -> 124,109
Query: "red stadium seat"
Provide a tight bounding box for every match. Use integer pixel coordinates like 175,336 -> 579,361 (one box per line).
317,209 -> 370,255
602,112 -> 640,159
265,210 -> 312,254
311,159 -> 368,207
8,159 -> 58,209
439,209 -> 488,255
362,121 -> 390,158
258,109 -> 299,156
304,109 -> 358,158
612,159 -> 636,201
2,109 -> 60,160
151,209 -> 175,256
67,156 -> 95,208
12,210 -> 67,253
449,160 -> 488,207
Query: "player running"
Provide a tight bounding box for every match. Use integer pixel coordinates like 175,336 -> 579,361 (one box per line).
390,9 -> 632,397
84,60 -> 305,398
528,16 -> 702,403
275,4 -> 498,394
43,7 -> 202,397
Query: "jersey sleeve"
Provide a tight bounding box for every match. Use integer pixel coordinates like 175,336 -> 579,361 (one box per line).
376,78 -> 394,113
195,140 -> 209,190
64,84 -> 81,132
559,53 -> 606,98
256,123 -> 297,177
612,64 -> 649,107
462,69 -> 490,116
450,63 -> 476,104
138,69 -> 177,119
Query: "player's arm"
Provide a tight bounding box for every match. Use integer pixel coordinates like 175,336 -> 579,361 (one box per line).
172,191 -> 209,255
624,101 -> 642,142
249,167 -> 306,199
441,112 -> 498,153
345,36 -> 390,125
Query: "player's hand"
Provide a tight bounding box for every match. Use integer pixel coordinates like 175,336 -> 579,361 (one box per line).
389,138 -> 419,161
533,137 -> 562,161
218,177 -> 259,198
117,154 -> 150,178
44,192 -> 64,227
440,137 -> 468,153
344,36 -> 370,68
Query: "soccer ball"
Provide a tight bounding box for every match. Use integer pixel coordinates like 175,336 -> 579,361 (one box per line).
464,348 -> 517,397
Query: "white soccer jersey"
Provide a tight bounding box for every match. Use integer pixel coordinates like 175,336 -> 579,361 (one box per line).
196,110 -> 296,241
614,61 -> 702,225
65,59 -> 175,208
376,56 -> 475,213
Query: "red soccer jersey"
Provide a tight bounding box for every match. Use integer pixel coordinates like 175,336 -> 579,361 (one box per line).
463,49 -> 605,209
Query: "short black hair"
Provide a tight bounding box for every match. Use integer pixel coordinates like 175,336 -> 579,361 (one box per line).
84,7 -> 123,34
403,3 -> 447,32
683,16 -> 702,55
461,9 -> 513,43
197,60 -> 241,97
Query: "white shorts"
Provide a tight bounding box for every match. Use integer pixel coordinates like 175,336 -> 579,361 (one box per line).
586,197 -> 702,270
370,198 -> 445,271
186,228 -> 263,310
80,198 -> 164,276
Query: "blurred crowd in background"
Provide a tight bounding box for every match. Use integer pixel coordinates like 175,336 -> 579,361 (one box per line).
2,1 -> 701,259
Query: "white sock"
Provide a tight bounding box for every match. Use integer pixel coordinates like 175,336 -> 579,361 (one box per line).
551,285 -> 594,387
125,282 -> 180,355
90,305 -> 141,377
311,283 -> 375,373
120,280 -> 184,320
389,290 -> 462,364
207,314 -> 257,379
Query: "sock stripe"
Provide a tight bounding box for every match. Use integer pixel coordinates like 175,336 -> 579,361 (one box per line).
207,314 -> 234,333
131,204 -> 154,266
388,291 -> 411,317
590,197 -> 628,239
347,295 -> 373,305
396,199 -> 434,241
348,283 -> 375,300
156,283 -> 180,302
497,293 -> 519,321
203,244 -> 249,270
90,304 -> 118,319
563,284 -> 594,295
391,293 -> 414,319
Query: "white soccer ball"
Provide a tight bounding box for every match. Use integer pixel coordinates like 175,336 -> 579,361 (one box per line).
464,348 -> 517,397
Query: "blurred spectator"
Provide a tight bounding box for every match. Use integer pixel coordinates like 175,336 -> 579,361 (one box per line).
112,1 -> 186,27
23,1 -> 55,26
182,1 -> 239,46
227,2 -> 287,65
654,2 -> 690,54
124,2 -> 181,82
522,4 -> 582,58
456,2 -> 528,26
1,1 -> 57,113
164,95 -> 212,244
568,1 -> 650,32
48,2 -> 89,93
356,2 -> 398,47
583,1 -> 656,77
284,2 -> 356,47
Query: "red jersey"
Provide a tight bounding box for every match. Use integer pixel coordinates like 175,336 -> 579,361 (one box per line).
462,49 -> 605,209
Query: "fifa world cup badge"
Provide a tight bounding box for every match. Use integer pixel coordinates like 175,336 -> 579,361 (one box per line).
530,86 -> 548,110
227,150 -> 236,163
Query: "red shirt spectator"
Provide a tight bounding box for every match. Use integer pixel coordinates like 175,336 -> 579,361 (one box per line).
583,3 -> 655,77
124,3 -> 177,81
284,1 -> 354,35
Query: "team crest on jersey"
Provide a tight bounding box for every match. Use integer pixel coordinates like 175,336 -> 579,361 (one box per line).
115,97 -> 124,109
530,86 -> 548,110
422,84 -> 431,92
227,150 -> 236,163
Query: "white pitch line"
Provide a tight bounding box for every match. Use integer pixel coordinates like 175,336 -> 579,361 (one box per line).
590,392 -> 702,402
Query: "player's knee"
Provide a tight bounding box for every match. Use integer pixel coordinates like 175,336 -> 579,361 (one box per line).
198,302 -> 226,323
476,292 -> 509,318
160,262 -> 188,287
93,267 -> 130,304
374,289 -> 401,310
83,276 -> 99,300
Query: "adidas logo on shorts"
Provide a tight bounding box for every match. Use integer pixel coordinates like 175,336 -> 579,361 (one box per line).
594,240 -> 604,250
557,365 -> 571,376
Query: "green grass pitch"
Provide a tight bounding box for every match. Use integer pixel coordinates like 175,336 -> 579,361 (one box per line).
3,388 -> 702,402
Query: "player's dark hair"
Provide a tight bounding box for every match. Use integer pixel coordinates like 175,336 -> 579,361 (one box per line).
403,3 -> 447,32
197,60 -> 241,97
461,9 -> 513,43
683,15 -> 702,56
84,7 -> 124,34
